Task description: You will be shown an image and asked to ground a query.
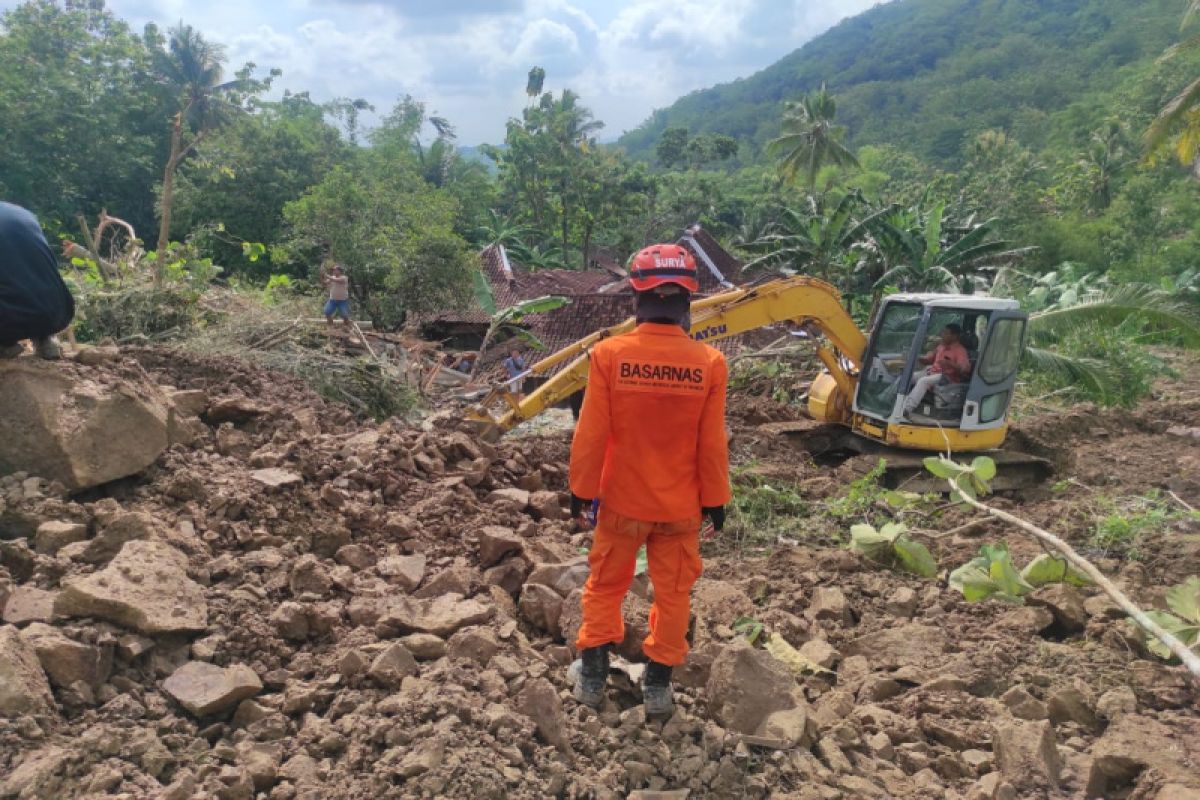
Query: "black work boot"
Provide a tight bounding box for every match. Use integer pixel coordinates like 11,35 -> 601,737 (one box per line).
571,644 -> 610,707
642,660 -> 674,717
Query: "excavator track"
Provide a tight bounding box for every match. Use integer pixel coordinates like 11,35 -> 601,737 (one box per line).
761,420 -> 1054,493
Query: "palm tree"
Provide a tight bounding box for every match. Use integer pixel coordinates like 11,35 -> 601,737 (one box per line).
1023,284 -> 1200,404
1145,2 -> 1200,170
154,25 -> 258,265
767,84 -> 860,187
1080,120 -> 1126,209
526,66 -> 546,105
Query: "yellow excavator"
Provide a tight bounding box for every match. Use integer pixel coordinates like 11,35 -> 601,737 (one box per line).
467,274 -> 1051,490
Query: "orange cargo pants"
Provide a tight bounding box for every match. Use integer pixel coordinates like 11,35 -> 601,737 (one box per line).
575,509 -> 703,666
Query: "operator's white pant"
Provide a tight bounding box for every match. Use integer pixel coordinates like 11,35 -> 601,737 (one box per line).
904,369 -> 944,412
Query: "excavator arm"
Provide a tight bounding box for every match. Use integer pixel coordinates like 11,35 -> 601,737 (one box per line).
467,275 -> 867,435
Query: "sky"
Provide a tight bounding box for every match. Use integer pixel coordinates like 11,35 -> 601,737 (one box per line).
3,0 -> 887,144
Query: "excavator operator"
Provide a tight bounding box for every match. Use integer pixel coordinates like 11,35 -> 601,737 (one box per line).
568,243 -> 731,716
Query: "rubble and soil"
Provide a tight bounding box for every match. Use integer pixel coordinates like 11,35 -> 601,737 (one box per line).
0,345 -> 1197,799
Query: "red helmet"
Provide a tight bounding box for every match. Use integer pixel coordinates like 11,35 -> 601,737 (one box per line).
628,244 -> 699,293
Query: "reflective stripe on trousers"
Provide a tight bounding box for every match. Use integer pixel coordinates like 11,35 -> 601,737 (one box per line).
574,509 -> 703,666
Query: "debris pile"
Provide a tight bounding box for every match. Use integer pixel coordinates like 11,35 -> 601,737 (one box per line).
0,347 -> 1197,798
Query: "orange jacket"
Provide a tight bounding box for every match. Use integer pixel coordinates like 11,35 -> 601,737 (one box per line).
570,322 -> 731,522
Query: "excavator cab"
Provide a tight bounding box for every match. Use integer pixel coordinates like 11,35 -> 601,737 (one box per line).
847,294 -> 1027,453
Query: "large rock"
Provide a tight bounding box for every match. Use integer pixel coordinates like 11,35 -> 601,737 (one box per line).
477,526 -> 523,568
163,661 -> 262,717
377,555 -> 426,592
55,540 -> 208,635
991,719 -> 1061,793
378,593 -> 494,638
843,623 -> 948,670
2,586 -> 57,626
1085,713 -> 1200,798
20,623 -> 111,688
0,625 -> 55,717
518,677 -> 572,754
706,641 -> 803,735
519,584 -> 564,637
368,643 -> 419,688
33,521 -> 88,555
0,360 -> 170,490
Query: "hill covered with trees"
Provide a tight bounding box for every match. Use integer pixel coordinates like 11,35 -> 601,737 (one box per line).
619,0 -> 1192,165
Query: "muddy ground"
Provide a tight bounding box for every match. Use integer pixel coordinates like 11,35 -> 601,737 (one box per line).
0,346 -> 1198,799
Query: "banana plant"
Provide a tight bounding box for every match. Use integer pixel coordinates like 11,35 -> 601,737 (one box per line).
470,269 -> 569,376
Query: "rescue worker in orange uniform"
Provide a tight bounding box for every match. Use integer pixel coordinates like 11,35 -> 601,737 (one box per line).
568,243 -> 731,716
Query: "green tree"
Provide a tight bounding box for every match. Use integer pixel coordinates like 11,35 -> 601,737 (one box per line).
1146,0 -> 1200,168
153,23 -> 274,260
278,151 -> 473,327
767,84 -> 859,187
0,0 -> 163,235
170,91 -> 351,277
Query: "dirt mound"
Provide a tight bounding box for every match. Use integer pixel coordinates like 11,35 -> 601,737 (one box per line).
0,346 -> 1198,799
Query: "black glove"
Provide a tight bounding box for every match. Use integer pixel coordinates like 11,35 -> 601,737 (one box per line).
570,494 -> 591,519
702,505 -> 726,532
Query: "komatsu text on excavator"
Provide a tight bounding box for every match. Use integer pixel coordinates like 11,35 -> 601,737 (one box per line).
467,268 -> 1050,490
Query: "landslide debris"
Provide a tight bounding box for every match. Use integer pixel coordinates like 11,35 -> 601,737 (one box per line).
0,345 -> 1197,799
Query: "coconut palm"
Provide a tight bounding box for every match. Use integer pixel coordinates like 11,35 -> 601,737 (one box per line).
1145,2 -> 1200,169
1022,284 -> 1200,404
154,25 -> 263,263
767,84 -> 860,187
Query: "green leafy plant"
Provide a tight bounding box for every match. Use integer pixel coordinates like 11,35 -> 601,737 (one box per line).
949,543 -> 1032,603
949,544 -> 1093,604
923,455 -> 996,503
849,521 -> 938,578
1142,577 -> 1200,660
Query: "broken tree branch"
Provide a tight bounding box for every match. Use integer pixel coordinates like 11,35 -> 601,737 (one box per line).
947,479 -> 1200,686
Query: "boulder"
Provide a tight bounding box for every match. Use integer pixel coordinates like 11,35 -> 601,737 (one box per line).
1000,685 -> 1048,721
806,586 -> 851,623
0,625 -> 55,717
446,627 -> 502,664
248,468 -> 302,490
399,633 -> 446,660
206,396 -> 267,423
378,593 -> 493,638
0,360 -> 170,490
82,510 -> 165,563
55,540 -> 208,635
706,641 -> 803,735
289,555 -> 332,598
1028,585 -> 1088,634
2,586 -> 57,626
528,491 -> 563,521
478,526 -> 524,567
368,643 -> 419,688
1046,686 -> 1100,733
33,521 -> 88,555
1085,713 -> 1199,798
525,556 -> 590,597
0,745 -> 72,798
19,622 -> 111,688
486,488 -> 530,510
518,677 -> 572,754
377,554 -> 426,592
163,660 -> 262,717
269,602 -> 310,641
843,623 -> 948,670
991,719 -> 1061,792
519,584 -> 564,637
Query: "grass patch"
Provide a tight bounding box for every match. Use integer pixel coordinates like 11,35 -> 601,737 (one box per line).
1088,490 -> 1199,560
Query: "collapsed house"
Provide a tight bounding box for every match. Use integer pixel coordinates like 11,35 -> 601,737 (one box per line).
416,227 -> 773,382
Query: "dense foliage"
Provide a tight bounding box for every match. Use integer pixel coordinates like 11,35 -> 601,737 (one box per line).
2,0 -> 1199,405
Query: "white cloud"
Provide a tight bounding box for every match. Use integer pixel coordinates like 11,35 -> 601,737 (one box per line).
0,0 -> 893,143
